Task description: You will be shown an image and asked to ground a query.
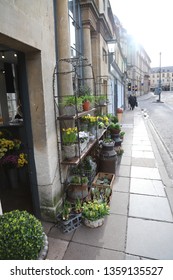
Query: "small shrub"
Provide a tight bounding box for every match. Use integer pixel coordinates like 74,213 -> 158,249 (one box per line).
0,210 -> 44,260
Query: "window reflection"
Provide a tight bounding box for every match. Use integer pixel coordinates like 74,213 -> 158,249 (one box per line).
68,0 -> 82,58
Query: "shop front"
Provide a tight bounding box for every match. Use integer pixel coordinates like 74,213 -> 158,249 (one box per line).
0,46 -> 40,216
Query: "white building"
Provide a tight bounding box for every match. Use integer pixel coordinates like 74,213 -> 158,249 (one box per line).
150,66 -> 173,91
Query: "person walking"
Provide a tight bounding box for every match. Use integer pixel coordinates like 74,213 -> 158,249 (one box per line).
128,94 -> 137,110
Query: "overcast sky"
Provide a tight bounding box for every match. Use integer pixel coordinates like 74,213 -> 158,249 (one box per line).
109,0 -> 173,67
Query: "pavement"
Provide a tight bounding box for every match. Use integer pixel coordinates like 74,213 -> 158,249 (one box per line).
42,101 -> 173,260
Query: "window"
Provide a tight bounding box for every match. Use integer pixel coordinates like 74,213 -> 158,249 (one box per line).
103,48 -> 107,63
103,0 -> 106,11
0,58 -> 19,124
68,0 -> 82,58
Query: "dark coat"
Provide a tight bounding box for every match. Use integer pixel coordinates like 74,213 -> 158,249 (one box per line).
128,95 -> 137,110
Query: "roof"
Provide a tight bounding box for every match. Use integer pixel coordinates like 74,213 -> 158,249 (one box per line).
151,66 -> 173,73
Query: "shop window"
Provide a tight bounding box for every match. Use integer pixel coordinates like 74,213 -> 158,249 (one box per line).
0,51 -> 20,125
68,0 -> 82,58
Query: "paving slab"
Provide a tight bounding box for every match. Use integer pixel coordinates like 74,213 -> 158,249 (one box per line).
72,214 -> 127,251
63,242 -> 125,260
120,155 -> 131,166
129,194 -> 173,222
46,237 -> 68,260
130,178 -> 166,196
48,224 -> 74,241
132,150 -> 155,158
110,192 -> 129,215
126,217 -> 173,259
132,145 -> 152,151
131,166 -> 161,179
113,176 -> 130,193
132,139 -> 151,146
118,165 -> 131,177
132,157 -> 156,168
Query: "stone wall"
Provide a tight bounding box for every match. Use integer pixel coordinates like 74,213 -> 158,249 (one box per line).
0,0 -> 61,221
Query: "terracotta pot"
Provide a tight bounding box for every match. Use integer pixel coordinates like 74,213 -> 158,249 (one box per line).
116,108 -> 123,113
83,100 -> 90,111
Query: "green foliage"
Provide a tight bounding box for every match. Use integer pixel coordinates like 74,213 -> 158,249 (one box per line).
0,210 -> 44,260
110,115 -> 119,123
62,200 -> 72,220
78,85 -> 93,96
62,96 -> 83,106
108,122 -> 121,130
81,95 -> 95,103
74,198 -> 82,214
102,138 -> 114,144
70,175 -> 89,185
82,200 -> 110,221
119,131 -> 125,137
116,147 -> 124,156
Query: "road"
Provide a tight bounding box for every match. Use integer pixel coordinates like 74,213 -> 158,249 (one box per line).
137,91 -> 173,180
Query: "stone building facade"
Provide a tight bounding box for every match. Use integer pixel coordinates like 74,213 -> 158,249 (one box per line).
150,66 -> 173,91
126,36 -> 151,96
0,0 -> 151,221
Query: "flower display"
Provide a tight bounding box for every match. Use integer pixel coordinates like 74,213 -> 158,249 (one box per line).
18,153 -> 28,167
62,127 -> 78,145
0,130 -> 28,169
0,138 -> 21,159
82,200 -> 109,221
81,115 -> 97,125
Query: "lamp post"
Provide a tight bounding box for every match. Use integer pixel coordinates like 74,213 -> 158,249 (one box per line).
158,52 -> 162,102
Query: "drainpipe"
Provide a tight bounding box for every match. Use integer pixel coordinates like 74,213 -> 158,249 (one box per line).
53,0 -> 60,95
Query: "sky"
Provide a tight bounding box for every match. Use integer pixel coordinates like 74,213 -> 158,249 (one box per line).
109,0 -> 173,67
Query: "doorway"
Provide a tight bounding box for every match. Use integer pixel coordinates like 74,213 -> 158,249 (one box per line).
0,46 -> 40,217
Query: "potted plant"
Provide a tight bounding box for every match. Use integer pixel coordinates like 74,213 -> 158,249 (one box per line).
56,200 -> 82,233
82,200 -> 110,228
102,138 -> 115,146
82,95 -> 95,111
67,175 -> 89,200
116,107 -> 123,122
61,96 -> 83,115
109,115 -> 119,124
119,131 -> 125,140
92,172 -> 115,188
62,127 -> 77,159
76,131 -> 89,156
61,200 -> 72,221
74,198 -> 83,214
78,84 -> 95,111
96,95 -> 107,105
116,147 -> 124,156
116,107 -> 123,114
91,187 -> 112,204
0,210 -> 48,260
108,122 -> 121,134
0,134 -> 28,189
116,147 -> 124,164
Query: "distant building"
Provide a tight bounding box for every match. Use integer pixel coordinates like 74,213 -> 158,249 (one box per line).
150,66 -> 173,91
126,36 -> 151,97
